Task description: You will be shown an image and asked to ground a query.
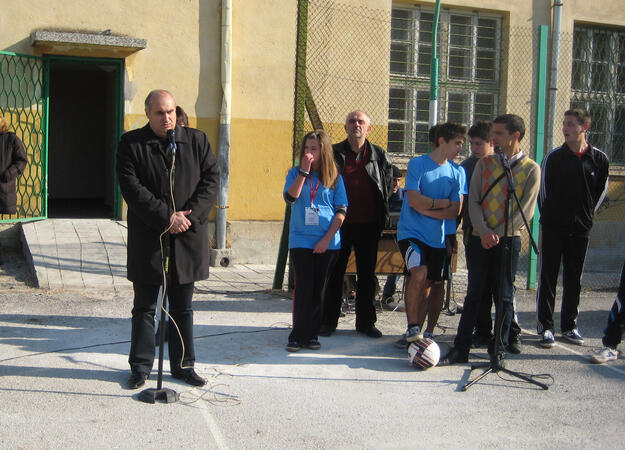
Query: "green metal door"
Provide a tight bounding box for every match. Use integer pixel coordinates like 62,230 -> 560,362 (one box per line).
0,50 -> 48,222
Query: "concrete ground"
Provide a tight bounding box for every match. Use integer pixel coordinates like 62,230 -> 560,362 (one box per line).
1,220 -> 624,448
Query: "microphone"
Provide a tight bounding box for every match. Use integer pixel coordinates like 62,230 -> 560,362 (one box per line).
167,129 -> 176,158
496,147 -> 511,171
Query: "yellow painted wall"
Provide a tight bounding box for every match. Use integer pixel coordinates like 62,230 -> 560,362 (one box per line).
1,0 -> 299,221
228,0 -> 297,220
3,0 -> 625,223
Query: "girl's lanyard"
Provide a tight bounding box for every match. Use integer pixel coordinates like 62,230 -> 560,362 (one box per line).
305,176 -> 321,226
309,176 -> 320,208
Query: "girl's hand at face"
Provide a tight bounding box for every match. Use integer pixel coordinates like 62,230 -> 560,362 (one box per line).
301,153 -> 314,172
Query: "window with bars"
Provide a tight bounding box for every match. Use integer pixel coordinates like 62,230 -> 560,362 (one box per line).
571,24 -> 625,164
388,7 -> 501,154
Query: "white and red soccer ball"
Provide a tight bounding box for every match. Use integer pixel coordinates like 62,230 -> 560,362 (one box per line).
408,338 -> 440,369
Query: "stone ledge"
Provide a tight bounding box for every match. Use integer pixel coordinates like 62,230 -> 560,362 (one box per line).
31,30 -> 146,57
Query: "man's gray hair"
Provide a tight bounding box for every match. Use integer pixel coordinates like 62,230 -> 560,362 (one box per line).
144,89 -> 175,111
345,110 -> 372,126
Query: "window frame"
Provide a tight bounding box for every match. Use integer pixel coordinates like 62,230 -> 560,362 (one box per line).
571,24 -> 625,165
388,6 -> 502,155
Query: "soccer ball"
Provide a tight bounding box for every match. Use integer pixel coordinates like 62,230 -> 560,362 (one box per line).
408,338 -> 440,369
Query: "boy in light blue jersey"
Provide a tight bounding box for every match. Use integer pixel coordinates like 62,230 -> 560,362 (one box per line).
397,122 -> 466,344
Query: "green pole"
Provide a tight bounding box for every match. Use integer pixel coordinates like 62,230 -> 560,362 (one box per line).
429,0 -> 441,127
528,25 -> 549,289
42,57 -> 50,219
273,0 -> 309,290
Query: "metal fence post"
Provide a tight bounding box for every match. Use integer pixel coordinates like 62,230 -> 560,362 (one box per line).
528,25 -> 549,289
273,0 -> 309,290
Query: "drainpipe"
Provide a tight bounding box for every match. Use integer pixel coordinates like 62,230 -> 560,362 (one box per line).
211,0 -> 233,267
546,0 -> 563,154
429,0 -> 441,128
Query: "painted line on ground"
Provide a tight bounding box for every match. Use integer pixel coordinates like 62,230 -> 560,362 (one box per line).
200,406 -> 230,450
522,328 -> 625,377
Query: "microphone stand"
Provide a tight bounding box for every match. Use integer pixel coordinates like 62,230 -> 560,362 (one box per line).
462,151 -> 547,391
139,134 -> 180,404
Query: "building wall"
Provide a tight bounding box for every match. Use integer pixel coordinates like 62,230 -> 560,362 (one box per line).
2,1 -> 625,266
0,0 -> 297,222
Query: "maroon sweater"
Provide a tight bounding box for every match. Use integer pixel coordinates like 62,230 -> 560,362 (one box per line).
342,148 -> 378,225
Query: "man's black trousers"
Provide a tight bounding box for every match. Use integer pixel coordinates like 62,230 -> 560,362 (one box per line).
465,241 -> 521,341
454,236 -> 520,356
536,225 -> 589,334
603,258 -> 625,349
129,281 -> 195,375
322,223 -> 380,330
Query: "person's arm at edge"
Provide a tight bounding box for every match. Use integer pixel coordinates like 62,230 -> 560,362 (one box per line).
313,211 -> 346,253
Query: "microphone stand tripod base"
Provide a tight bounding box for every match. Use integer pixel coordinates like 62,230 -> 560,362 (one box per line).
462,356 -> 548,392
138,387 -> 179,404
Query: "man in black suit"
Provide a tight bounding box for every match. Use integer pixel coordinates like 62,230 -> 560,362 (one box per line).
117,89 -> 219,389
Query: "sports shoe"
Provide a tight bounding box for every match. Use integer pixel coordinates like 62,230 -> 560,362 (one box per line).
539,330 -> 556,348
394,334 -> 408,349
286,341 -> 302,352
305,339 -> 321,350
357,325 -> 383,338
423,331 -> 435,339
405,325 -> 422,343
506,337 -> 522,354
589,347 -> 618,364
562,329 -> 584,345
437,347 -> 469,366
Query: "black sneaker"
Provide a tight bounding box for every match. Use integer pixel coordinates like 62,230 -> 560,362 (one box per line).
306,339 -> 321,350
506,338 -> 522,354
437,348 -> 469,366
286,341 -> 302,352
357,325 -> 383,338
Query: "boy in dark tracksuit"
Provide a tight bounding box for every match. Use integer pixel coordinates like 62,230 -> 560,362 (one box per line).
590,258 -> 625,364
536,109 -> 609,348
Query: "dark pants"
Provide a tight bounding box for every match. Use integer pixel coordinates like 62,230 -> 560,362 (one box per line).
454,235 -> 520,355
603,259 -> 625,349
289,248 -> 338,343
536,226 -> 589,334
465,242 -> 521,341
129,281 -> 195,375
322,223 -> 380,330
382,274 -> 398,299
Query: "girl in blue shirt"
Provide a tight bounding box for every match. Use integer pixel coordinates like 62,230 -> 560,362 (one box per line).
283,130 -> 348,352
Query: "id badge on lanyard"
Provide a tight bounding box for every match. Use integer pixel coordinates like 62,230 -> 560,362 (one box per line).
305,176 -> 321,226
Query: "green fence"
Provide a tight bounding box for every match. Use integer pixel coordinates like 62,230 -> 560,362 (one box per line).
0,51 -> 47,222
283,0 -> 624,292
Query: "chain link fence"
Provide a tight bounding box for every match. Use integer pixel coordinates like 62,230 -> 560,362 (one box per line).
293,0 -> 624,293
0,51 -> 46,222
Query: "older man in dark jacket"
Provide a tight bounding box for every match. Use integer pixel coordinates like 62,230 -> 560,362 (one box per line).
117,90 -> 219,389
321,110 -> 393,338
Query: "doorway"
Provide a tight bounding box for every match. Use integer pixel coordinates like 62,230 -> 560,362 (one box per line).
47,58 -> 122,218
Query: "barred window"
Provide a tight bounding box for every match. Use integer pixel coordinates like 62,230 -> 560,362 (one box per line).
571,24 -> 625,164
388,7 -> 501,154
